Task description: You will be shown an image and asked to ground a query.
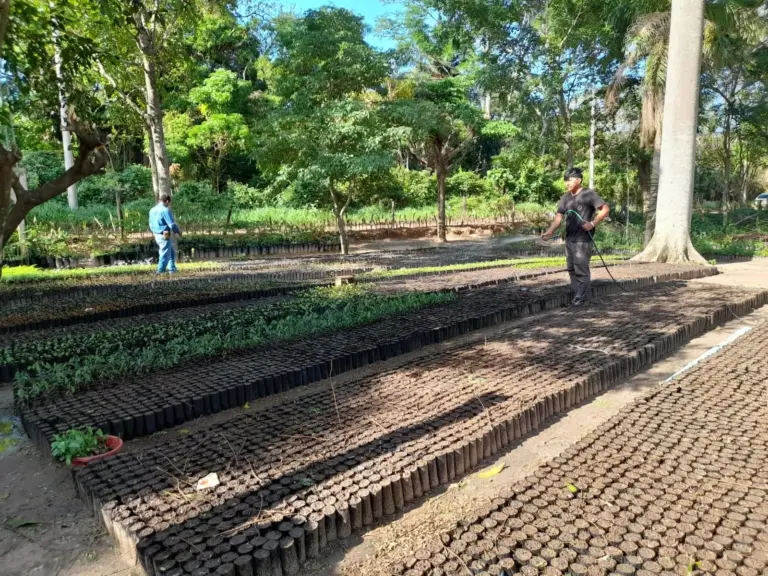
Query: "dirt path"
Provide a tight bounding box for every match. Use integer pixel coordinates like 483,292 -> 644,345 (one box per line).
349,234 -> 536,254
0,260 -> 765,576
0,385 -> 137,576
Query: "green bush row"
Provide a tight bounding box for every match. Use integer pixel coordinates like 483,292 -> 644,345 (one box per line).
13,285 -> 456,404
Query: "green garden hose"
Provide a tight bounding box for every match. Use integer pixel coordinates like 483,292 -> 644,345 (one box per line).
559,209 -> 630,293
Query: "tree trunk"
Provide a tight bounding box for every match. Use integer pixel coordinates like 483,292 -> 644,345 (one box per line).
740,161 -> 749,206
482,93 -> 491,120
633,0 -> 706,264
0,147 -> 22,276
722,116 -> 731,229
644,129 -> 662,246
335,209 -> 349,255
9,168 -> 28,259
329,186 -> 350,255
145,122 -> 160,200
557,90 -> 573,168
115,187 -> 124,240
53,36 -> 77,210
141,53 -> 172,199
638,154 -> 651,241
436,161 -> 447,242
589,91 -> 596,189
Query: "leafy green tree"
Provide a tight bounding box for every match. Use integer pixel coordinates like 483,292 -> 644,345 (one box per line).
607,0 -> 767,240
633,0 -> 708,264
94,0 -> 238,199
0,0 -> 108,271
264,99 -> 395,254
184,69 -> 253,192
259,8 -> 394,254
447,169 -> 489,222
386,77 -> 484,241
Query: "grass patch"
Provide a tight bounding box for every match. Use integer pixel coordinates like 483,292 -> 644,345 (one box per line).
0,261 -> 222,284
0,437 -> 18,453
360,255 -> 626,279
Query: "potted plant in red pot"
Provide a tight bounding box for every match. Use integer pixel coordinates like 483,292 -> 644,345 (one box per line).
51,427 -> 123,467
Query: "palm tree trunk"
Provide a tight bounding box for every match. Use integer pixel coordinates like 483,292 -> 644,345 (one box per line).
633,0 -> 706,264
644,129 -> 662,245
722,116 -> 731,228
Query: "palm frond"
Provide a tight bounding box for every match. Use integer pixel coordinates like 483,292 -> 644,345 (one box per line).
606,11 -> 670,111
626,11 -> 671,54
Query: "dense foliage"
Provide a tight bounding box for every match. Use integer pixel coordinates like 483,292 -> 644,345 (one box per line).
3,0 -> 768,260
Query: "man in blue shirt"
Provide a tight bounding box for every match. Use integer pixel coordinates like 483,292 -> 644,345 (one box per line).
148,194 -> 182,274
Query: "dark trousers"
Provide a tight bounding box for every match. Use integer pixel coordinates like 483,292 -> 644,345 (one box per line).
566,241 -> 592,303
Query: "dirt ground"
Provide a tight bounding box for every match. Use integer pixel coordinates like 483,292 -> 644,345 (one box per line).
0,258 -> 766,576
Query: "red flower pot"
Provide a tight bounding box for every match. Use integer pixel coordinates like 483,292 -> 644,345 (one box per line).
71,435 -> 123,468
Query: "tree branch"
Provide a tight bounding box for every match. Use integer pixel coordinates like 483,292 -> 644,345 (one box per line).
3,122 -> 108,243
446,131 -> 477,162
97,60 -> 148,119
340,189 -> 352,216
409,142 -> 429,167
158,0 -> 195,48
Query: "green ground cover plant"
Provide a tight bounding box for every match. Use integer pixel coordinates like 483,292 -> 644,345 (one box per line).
0,262 -> 220,284
13,285 -> 456,404
358,256 -> 626,279
50,427 -> 106,466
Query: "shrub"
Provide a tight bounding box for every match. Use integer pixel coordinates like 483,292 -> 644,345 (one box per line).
115,165 -> 153,202
77,165 -> 154,205
228,180 -> 273,208
447,170 -> 492,198
175,180 -> 217,203
19,151 -> 64,189
393,167 -> 435,206
491,146 -> 560,204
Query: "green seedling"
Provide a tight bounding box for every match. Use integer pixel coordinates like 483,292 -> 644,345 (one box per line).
50,427 -> 106,467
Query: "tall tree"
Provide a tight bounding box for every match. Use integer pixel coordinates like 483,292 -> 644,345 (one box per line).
96,0 -> 234,199
608,0 -> 767,241
700,6 -> 768,222
51,13 -> 77,209
259,8 -> 392,254
606,8 -> 667,245
633,0 -> 707,263
386,77 -> 484,242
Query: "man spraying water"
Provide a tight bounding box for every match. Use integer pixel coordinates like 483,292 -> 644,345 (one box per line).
541,167 -> 610,306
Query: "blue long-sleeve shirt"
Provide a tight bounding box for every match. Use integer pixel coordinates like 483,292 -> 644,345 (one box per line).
149,203 -> 181,234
